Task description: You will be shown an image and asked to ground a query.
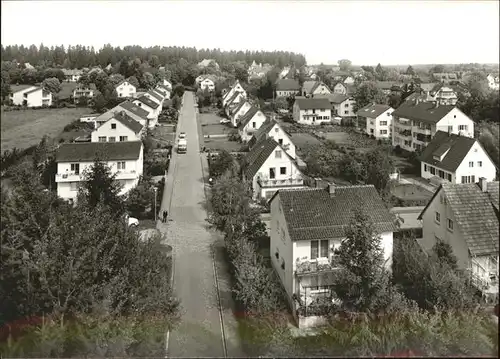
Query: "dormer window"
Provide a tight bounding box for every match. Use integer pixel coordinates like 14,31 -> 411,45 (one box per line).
111,123 -> 116,129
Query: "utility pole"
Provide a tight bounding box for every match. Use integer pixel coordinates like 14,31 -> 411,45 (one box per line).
154,187 -> 158,223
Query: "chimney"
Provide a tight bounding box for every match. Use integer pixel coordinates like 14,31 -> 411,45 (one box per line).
328,182 -> 335,196
479,177 -> 487,192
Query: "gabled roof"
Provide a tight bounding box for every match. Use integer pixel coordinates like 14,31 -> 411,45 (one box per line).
225,91 -> 241,107
146,90 -> 163,102
276,79 -> 300,91
56,141 -> 143,163
270,185 -> 396,241
418,182 -> 499,256
238,106 -> 261,129
74,83 -> 97,91
116,80 -> 136,88
230,100 -> 249,117
107,111 -> 143,134
419,131 -> 478,172
62,69 -> 83,76
302,80 -> 318,94
295,97 -> 332,110
116,100 -> 149,121
375,81 -> 403,90
357,103 -> 392,118
314,93 -> 350,104
24,87 -> 43,95
251,118 -> 278,143
392,101 -> 455,124
154,88 -> 167,97
10,84 -> 35,94
136,95 -> 159,109
310,81 -> 331,94
244,137 -> 280,179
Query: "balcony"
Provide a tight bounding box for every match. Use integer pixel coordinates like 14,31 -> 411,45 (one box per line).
397,118 -> 411,127
413,126 -> 432,135
115,170 -> 138,180
295,256 -> 341,276
56,170 -> 138,182
397,129 -> 412,138
257,177 -> 304,188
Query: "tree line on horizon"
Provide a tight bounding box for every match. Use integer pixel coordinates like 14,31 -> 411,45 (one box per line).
0,44 -> 307,70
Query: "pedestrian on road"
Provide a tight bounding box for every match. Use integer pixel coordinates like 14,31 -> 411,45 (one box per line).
163,210 -> 168,223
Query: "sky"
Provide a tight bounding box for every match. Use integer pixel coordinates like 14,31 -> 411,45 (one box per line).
1,0 -> 499,66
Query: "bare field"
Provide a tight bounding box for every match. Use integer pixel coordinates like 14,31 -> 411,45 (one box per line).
1,107 -> 92,151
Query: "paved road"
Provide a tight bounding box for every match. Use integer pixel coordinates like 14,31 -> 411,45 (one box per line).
158,92 -> 243,357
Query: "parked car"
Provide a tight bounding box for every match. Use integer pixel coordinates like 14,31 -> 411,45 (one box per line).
220,119 -> 230,124
179,132 -> 186,139
125,214 -> 139,227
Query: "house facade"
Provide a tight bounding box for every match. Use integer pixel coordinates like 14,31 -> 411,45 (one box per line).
114,100 -> 150,128
316,93 -> 356,119
269,184 -> 396,328
392,100 -> 474,152
418,180 -> 499,297
428,83 -> 459,105
62,69 -> 83,82
224,91 -> 246,116
10,86 -> 52,107
244,138 -> 305,200
248,118 -> 296,159
301,81 -> 332,97
487,74 -> 499,91
356,103 -> 394,139
419,131 -> 497,184
132,96 -> 161,128
200,78 -> 216,92
115,80 -> 137,98
55,141 -> 144,203
238,106 -> 267,142
90,111 -> 144,143
73,84 -> 96,104
293,98 -> 332,125
222,81 -> 246,107
276,79 -> 301,98
230,100 -> 252,127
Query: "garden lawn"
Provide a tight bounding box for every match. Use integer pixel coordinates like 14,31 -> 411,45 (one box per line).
391,183 -> 433,201
199,113 -> 232,136
202,137 -> 242,152
151,125 -> 176,146
288,132 -> 321,151
59,82 -> 79,101
1,107 -> 91,152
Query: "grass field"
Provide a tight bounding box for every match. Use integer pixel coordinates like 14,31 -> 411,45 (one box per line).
199,113 -> 232,136
203,137 -> 241,152
391,183 -> 433,201
288,132 -> 321,151
1,107 -> 92,152
59,82 -> 78,100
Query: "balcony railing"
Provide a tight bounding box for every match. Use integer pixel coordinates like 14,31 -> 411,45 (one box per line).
295,256 -> 341,276
397,129 -> 412,137
257,177 -> 304,188
56,170 -> 137,182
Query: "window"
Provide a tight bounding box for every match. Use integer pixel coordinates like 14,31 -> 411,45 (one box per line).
311,240 -> 319,259
274,127 -> 279,133
111,123 -> 116,129
345,103 -> 349,107
344,110 -> 349,114
280,167 -> 286,175
70,163 -> 80,174
438,170 -> 444,179
98,136 -> 106,142
310,240 -> 329,259
380,130 -> 388,135
109,136 -> 116,142
478,161 -> 482,167
312,109 -> 316,114
424,164 -> 428,172
380,121 -> 387,126
269,167 -> 276,179
447,173 -> 452,181
278,138 -> 283,145
469,161 -> 474,167
447,219 -> 454,231
120,136 -> 128,142
459,125 -> 468,131
430,166 -> 436,175
252,121 -> 256,128
435,212 -> 440,223
448,125 -> 453,132
275,150 -> 282,158
117,161 -> 126,170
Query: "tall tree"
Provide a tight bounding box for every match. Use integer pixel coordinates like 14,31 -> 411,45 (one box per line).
406,65 -> 415,76
41,77 -> 62,95
353,81 -> 386,111
338,59 -> 352,72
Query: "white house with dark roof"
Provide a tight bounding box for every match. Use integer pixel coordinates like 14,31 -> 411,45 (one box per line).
62,69 -> 83,82
55,141 -> 144,203
224,91 -> 246,117
9,85 -> 53,107
356,103 -> 394,139
230,100 -> 252,127
333,82 -> 355,96
154,86 -> 170,100
301,81 -> 332,97
417,180 -> 499,297
419,131 -> 497,184
427,83 -> 459,105
144,90 -> 164,106
161,79 -> 172,91
248,118 -> 296,159
315,93 -> 356,119
200,77 -> 216,92
293,97 -> 333,125
133,95 -> 161,128
91,111 -> 144,143
222,80 -> 246,107
243,137 -> 305,200
275,79 -> 301,98
114,100 -> 150,128
269,184 -> 396,328
238,106 -> 267,142
73,84 -> 97,104
115,80 -> 136,98
392,100 -> 474,152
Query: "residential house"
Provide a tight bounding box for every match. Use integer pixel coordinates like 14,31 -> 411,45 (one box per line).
432,72 -> 459,83
269,184 -> 396,328
487,74 -> 499,91
237,106 -> 267,142
224,91 -> 246,116
243,138 -> 305,200
55,141 -> 144,203
197,59 -> 220,69
144,90 -> 164,106
162,79 -> 172,91
427,83 -> 459,105
62,69 -> 83,82
115,80 -> 137,98
114,100 -> 150,128
315,93 -> 356,119
356,103 -> 394,139
79,113 -> 101,129
133,95 -> 161,128
276,79 -> 301,98
343,76 -> 355,85
419,131 -> 497,184
72,84 -> 97,104
9,85 -> 52,107
91,111 -> 144,143
248,118 -> 296,159
248,61 -> 272,80
391,100 -> 474,152
293,98 -> 333,125
375,81 -> 404,95
222,80 -> 246,107
390,206 -> 424,240
333,82 -> 356,96
417,180 -> 499,298
279,66 -> 291,79
301,81 -> 332,97
156,85 -> 171,99
200,77 -> 216,92
229,100 -> 252,127
331,71 -> 350,81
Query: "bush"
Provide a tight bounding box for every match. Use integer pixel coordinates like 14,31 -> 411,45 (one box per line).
63,120 -> 94,133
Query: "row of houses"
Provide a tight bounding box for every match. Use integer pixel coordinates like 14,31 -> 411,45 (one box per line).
54,81 -> 172,203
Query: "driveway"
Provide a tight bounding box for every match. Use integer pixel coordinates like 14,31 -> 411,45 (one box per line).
158,92 -> 243,357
